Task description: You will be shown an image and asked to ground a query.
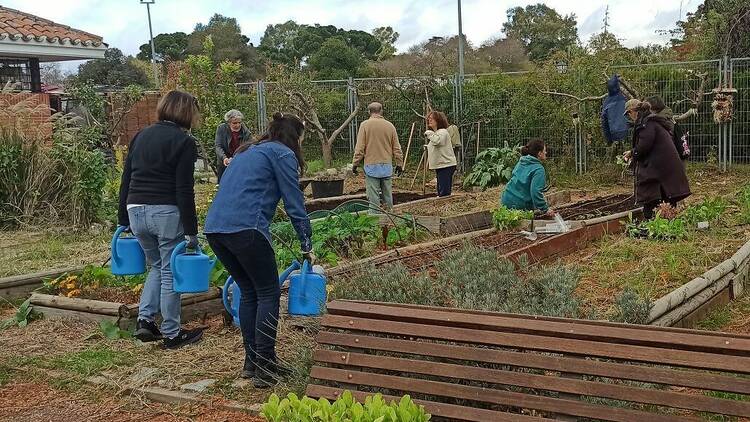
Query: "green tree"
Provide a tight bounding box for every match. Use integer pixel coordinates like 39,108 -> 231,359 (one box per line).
187,14 -> 264,81
137,32 -> 188,61
502,3 -> 578,62
308,37 -> 364,79
373,26 -> 399,60
257,20 -> 303,66
671,0 -> 750,59
76,48 -> 149,87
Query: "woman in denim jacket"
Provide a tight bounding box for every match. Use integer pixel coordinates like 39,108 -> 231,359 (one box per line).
204,112 -> 313,388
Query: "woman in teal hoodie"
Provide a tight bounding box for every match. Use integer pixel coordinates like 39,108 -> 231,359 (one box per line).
501,139 -> 554,217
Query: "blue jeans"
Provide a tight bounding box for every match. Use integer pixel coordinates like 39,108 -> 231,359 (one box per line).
127,205 -> 184,339
206,229 -> 280,367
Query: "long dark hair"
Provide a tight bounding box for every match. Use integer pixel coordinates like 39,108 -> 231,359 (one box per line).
521,138 -> 545,157
235,112 -> 306,172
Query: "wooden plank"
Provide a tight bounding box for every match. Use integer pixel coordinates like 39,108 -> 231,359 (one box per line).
314,350 -> 750,417
357,300 -> 750,340
441,210 -> 493,235
0,266 -> 82,288
325,301 -> 750,356
305,384 -> 554,422
309,366 -> 695,422
316,332 -> 750,395
30,293 -> 127,316
180,298 -> 224,323
0,284 -> 39,301
321,315 -> 750,374
32,305 -> 121,325
676,286 -> 732,329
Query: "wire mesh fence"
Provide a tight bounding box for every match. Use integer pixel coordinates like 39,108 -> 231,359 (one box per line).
731,58 -> 750,165
242,57 -> 750,172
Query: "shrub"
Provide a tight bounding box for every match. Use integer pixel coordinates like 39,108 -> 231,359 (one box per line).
463,145 -> 520,190
610,288 -> 652,324
681,197 -> 727,226
261,391 -> 431,422
627,215 -> 687,240
330,261 -> 447,306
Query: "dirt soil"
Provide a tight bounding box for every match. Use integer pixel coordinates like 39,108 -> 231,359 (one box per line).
0,382 -> 263,422
553,193 -> 637,220
395,188 -> 504,217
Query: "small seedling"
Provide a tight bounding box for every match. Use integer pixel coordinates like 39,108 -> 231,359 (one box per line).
1,298 -> 38,330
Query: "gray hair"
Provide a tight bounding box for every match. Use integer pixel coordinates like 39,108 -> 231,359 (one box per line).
224,109 -> 243,122
368,102 -> 383,115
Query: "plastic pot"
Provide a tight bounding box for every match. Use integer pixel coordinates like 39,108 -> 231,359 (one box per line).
311,179 -> 344,198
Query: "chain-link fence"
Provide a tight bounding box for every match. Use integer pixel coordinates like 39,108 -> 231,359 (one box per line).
243,57 -> 748,172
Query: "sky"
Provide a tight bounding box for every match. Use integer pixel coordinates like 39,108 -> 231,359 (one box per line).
5,0 -> 700,71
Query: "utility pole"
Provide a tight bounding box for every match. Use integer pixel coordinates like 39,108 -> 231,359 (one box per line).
602,5 -> 610,34
140,0 -> 159,88
457,0 -> 465,78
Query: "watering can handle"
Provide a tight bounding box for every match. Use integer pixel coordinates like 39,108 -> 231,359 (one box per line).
222,276 -> 238,319
278,260 -> 301,286
300,259 -> 312,288
111,225 -> 127,267
170,241 -> 187,286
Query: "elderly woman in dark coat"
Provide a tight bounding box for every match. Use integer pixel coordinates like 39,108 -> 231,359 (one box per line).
623,99 -> 691,219
215,109 -> 252,182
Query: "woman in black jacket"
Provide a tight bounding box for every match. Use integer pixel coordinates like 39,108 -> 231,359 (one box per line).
623,100 -> 691,219
215,109 -> 252,182
117,90 -> 203,349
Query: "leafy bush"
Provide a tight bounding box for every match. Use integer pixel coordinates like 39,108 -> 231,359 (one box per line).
333,243 -> 582,318
261,391 -> 431,422
273,212 -> 380,267
492,206 -> 533,230
463,145 -> 520,190
681,198 -> 727,226
627,215 -> 687,240
610,288 -> 652,324
330,261 -> 445,306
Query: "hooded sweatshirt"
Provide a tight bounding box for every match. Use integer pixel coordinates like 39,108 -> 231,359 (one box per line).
501,155 -> 548,212
601,75 -> 628,144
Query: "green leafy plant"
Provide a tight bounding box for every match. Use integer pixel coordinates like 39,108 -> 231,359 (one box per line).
463,145 -> 521,190
681,197 -> 727,226
44,265 -> 146,298
261,391 -> 431,422
627,215 -> 687,240
385,215 -> 426,248
492,206 -> 533,230
0,298 -> 38,330
85,320 -> 133,341
740,185 -> 750,224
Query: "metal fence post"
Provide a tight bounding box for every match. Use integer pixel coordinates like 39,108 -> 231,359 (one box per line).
256,80 -> 266,132
347,77 -> 357,153
453,73 -> 466,172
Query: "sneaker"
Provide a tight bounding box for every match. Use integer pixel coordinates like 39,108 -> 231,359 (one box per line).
134,319 -> 162,342
163,328 -> 204,350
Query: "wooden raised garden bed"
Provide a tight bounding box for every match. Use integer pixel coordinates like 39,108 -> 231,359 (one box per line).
0,267 -> 82,301
29,288 -> 223,329
390,190 -> 574,236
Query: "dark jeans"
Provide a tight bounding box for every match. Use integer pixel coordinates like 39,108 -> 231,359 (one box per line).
206,229 -> 280,367
436,166 -> 456,197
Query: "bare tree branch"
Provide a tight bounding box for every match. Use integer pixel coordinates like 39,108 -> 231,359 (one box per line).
675,108 -> 698,122
536,85 -> 606,102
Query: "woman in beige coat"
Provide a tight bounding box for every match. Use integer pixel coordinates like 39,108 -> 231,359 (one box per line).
424,111 -> 458,196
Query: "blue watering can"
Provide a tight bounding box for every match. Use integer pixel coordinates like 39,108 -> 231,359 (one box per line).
222,260 -> 326,326
111,226 -> 146,276
170,241 -> 216,294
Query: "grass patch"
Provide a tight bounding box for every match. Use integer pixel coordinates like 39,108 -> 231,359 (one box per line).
696,307 -> 733,331
0,364 -> 12,386
49,345 -> 133,377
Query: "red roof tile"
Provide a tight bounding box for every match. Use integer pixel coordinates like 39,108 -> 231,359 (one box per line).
0,6 -> 104,46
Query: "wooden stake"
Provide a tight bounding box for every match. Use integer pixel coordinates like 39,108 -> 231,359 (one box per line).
422,147 -> 428,195
410,150 -> 425,190
402,122 -> 416,171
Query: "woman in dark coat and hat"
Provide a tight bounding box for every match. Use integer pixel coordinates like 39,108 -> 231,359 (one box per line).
623,99 -> 691,219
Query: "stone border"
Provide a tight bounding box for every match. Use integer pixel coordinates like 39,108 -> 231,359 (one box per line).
649,240 -> 750,328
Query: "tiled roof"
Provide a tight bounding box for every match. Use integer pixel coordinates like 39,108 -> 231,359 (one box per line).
0,6 -> 105,47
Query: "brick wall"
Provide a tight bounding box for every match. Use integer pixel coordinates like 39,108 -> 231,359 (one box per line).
111,92 -> 160,146
0,93 -> 52,140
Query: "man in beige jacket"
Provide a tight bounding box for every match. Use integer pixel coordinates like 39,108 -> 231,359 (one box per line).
352,102 -> 404,210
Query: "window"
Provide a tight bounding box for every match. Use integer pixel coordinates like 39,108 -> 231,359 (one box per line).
0,58 -> 32,91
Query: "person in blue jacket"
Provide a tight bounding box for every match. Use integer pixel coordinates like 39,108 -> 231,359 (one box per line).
204,112 -> 313,388
601,75 -> 628,144
501,138 -> 555,217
